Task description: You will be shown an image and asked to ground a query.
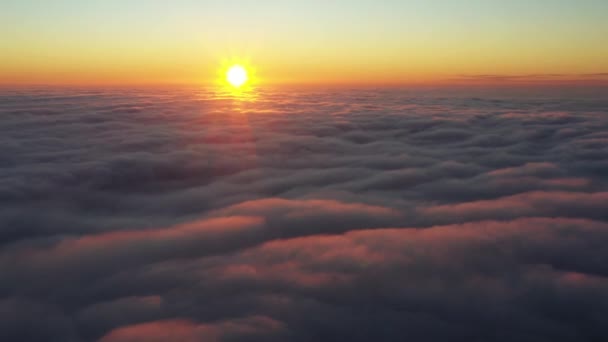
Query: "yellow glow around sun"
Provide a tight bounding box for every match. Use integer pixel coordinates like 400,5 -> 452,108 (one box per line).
226,65 -> 248,87
216,58 -> 258,92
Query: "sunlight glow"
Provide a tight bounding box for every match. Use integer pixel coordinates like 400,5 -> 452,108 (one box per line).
226,65 -> 248,87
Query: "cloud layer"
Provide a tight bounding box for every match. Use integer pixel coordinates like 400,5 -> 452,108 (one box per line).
1,85 -> 608,341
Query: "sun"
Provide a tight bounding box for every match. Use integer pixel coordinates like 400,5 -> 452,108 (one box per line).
226,65 -> 248,87
217,59 -> 257,91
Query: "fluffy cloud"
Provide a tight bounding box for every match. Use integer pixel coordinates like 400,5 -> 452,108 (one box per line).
1,86 -> 607,341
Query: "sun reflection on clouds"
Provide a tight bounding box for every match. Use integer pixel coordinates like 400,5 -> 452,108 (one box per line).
211,85 -> 260,104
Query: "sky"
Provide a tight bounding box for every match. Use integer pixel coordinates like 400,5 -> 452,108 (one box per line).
2,0 -> 608,85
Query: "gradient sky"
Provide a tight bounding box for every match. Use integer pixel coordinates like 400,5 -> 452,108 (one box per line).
2,0 -> 608,85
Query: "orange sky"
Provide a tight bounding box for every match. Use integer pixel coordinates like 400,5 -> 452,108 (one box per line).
2,1 -> 608,86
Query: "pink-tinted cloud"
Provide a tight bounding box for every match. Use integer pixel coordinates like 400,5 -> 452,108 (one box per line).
15,216 -> 264,271
212,198 -> 398,218
421,191 -> 608,222
486,162 -> 559,177
99,316 -> 284,342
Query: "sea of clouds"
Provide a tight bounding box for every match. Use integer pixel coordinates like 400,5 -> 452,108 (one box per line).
1,85 -> 608,341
